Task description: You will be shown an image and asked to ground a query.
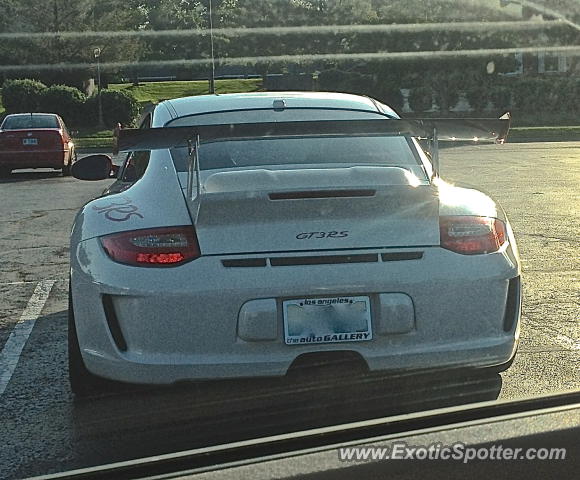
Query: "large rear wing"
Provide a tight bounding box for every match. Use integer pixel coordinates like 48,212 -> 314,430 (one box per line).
113,115 -> 510,199
115,115 -> 511,153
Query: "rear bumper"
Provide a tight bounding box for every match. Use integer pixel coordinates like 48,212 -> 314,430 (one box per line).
72,240 -> 521,385
0,150 -> 66,169
82,337 -> 518,385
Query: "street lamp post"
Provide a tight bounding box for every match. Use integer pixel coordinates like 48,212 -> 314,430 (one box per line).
94,47 -> 104,127
208,0 -> 216,94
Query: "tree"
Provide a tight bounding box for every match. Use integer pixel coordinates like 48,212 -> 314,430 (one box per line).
0,1 -> 146,86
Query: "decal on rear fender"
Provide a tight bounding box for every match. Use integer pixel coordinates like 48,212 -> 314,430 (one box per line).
92,197 -> 144,222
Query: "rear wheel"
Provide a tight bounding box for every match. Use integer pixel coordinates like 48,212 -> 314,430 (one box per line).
68,285 -> 109,398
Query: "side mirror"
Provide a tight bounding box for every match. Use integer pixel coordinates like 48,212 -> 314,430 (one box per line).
110,164 -> 120,178
71,154 -> 113,181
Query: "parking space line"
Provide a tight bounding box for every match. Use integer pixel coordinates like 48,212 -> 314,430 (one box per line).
0,278 -> 67,286
554,333 -> 580,351
0,279 -> 56,396
524,314 -> 580,353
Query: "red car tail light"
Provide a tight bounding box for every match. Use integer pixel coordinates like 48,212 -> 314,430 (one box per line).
100,226 -> 201,267
49,130 -> 66,147
440,216 -> 507,255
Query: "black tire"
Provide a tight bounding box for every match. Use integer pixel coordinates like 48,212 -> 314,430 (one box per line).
68,285 -> 109,397
0,167 -> 12,177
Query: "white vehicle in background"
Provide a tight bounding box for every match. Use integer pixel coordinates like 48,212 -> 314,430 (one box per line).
68,92 -> 520,396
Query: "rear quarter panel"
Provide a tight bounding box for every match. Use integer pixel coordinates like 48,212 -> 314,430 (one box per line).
71,149 -> 191,245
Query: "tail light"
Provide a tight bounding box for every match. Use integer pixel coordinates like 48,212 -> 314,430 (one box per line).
100,226 -> 201,267
53,131 -> 66,147
440,216 -> 507,255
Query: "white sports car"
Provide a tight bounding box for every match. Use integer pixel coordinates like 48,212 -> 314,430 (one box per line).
69,92 -> 521,396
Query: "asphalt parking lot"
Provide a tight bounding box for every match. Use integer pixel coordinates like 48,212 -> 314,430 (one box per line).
0,142 -> 578,479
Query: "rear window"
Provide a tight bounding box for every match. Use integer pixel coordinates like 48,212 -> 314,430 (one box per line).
2,114 -> 59,130
171,135 -> 421,172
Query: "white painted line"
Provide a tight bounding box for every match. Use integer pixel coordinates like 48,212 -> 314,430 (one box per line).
525,316 -> 580,353
554,334 -> 580,352
0,279 -> 56,396
0,278 -> 67,286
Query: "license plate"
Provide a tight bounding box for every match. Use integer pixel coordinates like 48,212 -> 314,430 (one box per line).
22,138 -> 38,145
283,296 -> 372,345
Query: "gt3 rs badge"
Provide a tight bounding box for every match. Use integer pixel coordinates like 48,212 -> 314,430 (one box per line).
93,197 -> 144,222
296,231 -> 349,239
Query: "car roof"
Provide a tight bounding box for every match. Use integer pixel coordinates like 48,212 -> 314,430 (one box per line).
0,112 -> 62,129
4,113 -> 59,118
163,91 -> 399,119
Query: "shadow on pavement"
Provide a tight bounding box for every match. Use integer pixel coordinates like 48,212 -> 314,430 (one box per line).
70,366 -> 502,468
0,170 -> 64,183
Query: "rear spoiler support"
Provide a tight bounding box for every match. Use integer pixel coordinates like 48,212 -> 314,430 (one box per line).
186,135 -> 202,221
186,135 -> 201,199
429,126 -> 440,176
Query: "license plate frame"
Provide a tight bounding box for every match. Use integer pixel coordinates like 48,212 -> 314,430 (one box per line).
283,295 -> 372,346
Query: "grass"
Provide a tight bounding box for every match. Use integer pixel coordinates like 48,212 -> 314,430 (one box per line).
74,127 -> 115,149
509,126 -> 580,142
510,126 -> 580,133
75,127 -> 114,138
109,78 -> 263,106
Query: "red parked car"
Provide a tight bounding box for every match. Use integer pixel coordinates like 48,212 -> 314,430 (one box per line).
0,113 -> 77,177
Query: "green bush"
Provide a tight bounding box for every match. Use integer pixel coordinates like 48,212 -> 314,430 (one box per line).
374,81 -> 404,112
489,85 -> 512,113
408,86 -> 433,112
511,78 -> 543,113
564,77 -> 580,112
85,89 -> 140,128
38,84 -> 86,125
82,95 -> 99,127
318,69 -> 404,111
546,77 -> 575,113
1,79 -> 47,113
431,72 -> 462,112
465,85 -> 490,113
318,69 -> 374,96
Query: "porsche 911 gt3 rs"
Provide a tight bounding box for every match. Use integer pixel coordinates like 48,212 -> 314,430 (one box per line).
69,91 -> 521,396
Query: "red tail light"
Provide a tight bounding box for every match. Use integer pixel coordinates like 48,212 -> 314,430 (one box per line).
100,226 -> 201,267
440,216 -> 507,255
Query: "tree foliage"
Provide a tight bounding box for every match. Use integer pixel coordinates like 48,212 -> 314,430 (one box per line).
39,85 -> 87,124
0,0 -> 577,99
84,89 -> 140,127
1,79 -> 47,113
